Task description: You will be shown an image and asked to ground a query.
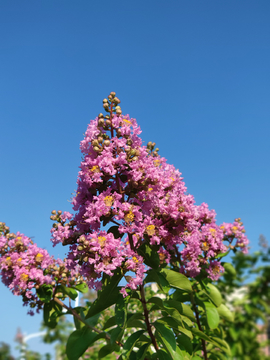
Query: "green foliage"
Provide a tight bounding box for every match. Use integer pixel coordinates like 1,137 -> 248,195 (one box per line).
13,242 -> 270,360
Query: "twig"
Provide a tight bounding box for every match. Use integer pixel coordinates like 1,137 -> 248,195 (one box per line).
139,284 -> 159,351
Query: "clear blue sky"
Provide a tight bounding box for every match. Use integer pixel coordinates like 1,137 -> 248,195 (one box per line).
0,0 -> 269,357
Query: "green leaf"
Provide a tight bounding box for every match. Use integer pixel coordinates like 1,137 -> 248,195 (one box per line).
66,326 -> 97,360
43,300 -> 62,329
148,296 -> 164,309
157,317 -> 193,339
103,316 -> 116,330
135,342 -> 151,360
205,283 -> 222,307
57,285 -> 78,300
190,327 -> 212,342
160,269 -> 192,293
163,300 -> 196,322
122,330 -> 145,359
74,282 -> 88,293
204,302 -> 220,329
115,294 -> 127,328
86,268 -> 122,318
172,290 -> 190,303
223,262 -> 236,278
98,344 -> 120,359
110,326 -> 124,344
154,323 -> 183,359
217,304 -> 234,322
108,225 -> 124,239
209,337 -> 231,355
126,319 -> 146,329
36,284 -> 53,303
137,242 -> 160,269
177,334 -> 193,355
144,269 -> 170,293
152,350 -> 172,360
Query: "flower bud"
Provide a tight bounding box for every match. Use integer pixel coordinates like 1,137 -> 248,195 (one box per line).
93,146 -> 100,152
126,139 -> 133,146
102,99 -> 108,103
77,245 -> 84,251
113,97 -> 121,105
90,140 -> 97,147
106,120 -> 111,126
98,137 -> 103,144
104,140 -> 110,146
110,91 -> 116,97
98,119 -> 104,127
51,210 -> 56,215
98,113 -> 104,118
57,210 -> 62,215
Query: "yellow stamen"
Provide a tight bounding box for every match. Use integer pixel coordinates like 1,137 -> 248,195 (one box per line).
232,226 -> 238,231
35,253 -> 43,262
202,242 -> 210,251
159,252 -> 166,263
90,165 -> 100,173
104,196 -> 114,207
124,211 -> 134,224
212,265 -> 220,275
210,228 -> 216,236
154,159 -> 160,167
132,256 -> 139,263
98,236 -> 106,248
20,273 -> 29,281
123,119 -> 132,125
148,188 -> 153,191
146,225 -> 155,236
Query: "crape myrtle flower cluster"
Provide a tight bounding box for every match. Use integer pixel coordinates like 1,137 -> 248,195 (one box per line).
50,92 -> 249,295
0,222 -> 82,315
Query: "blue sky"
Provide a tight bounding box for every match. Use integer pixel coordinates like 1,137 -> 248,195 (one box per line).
0,0 -> 270,357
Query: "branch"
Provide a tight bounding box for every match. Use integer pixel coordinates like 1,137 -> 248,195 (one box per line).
190,293 -> 208,360
139,284 -> 159,351
53,297 -> 110,340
